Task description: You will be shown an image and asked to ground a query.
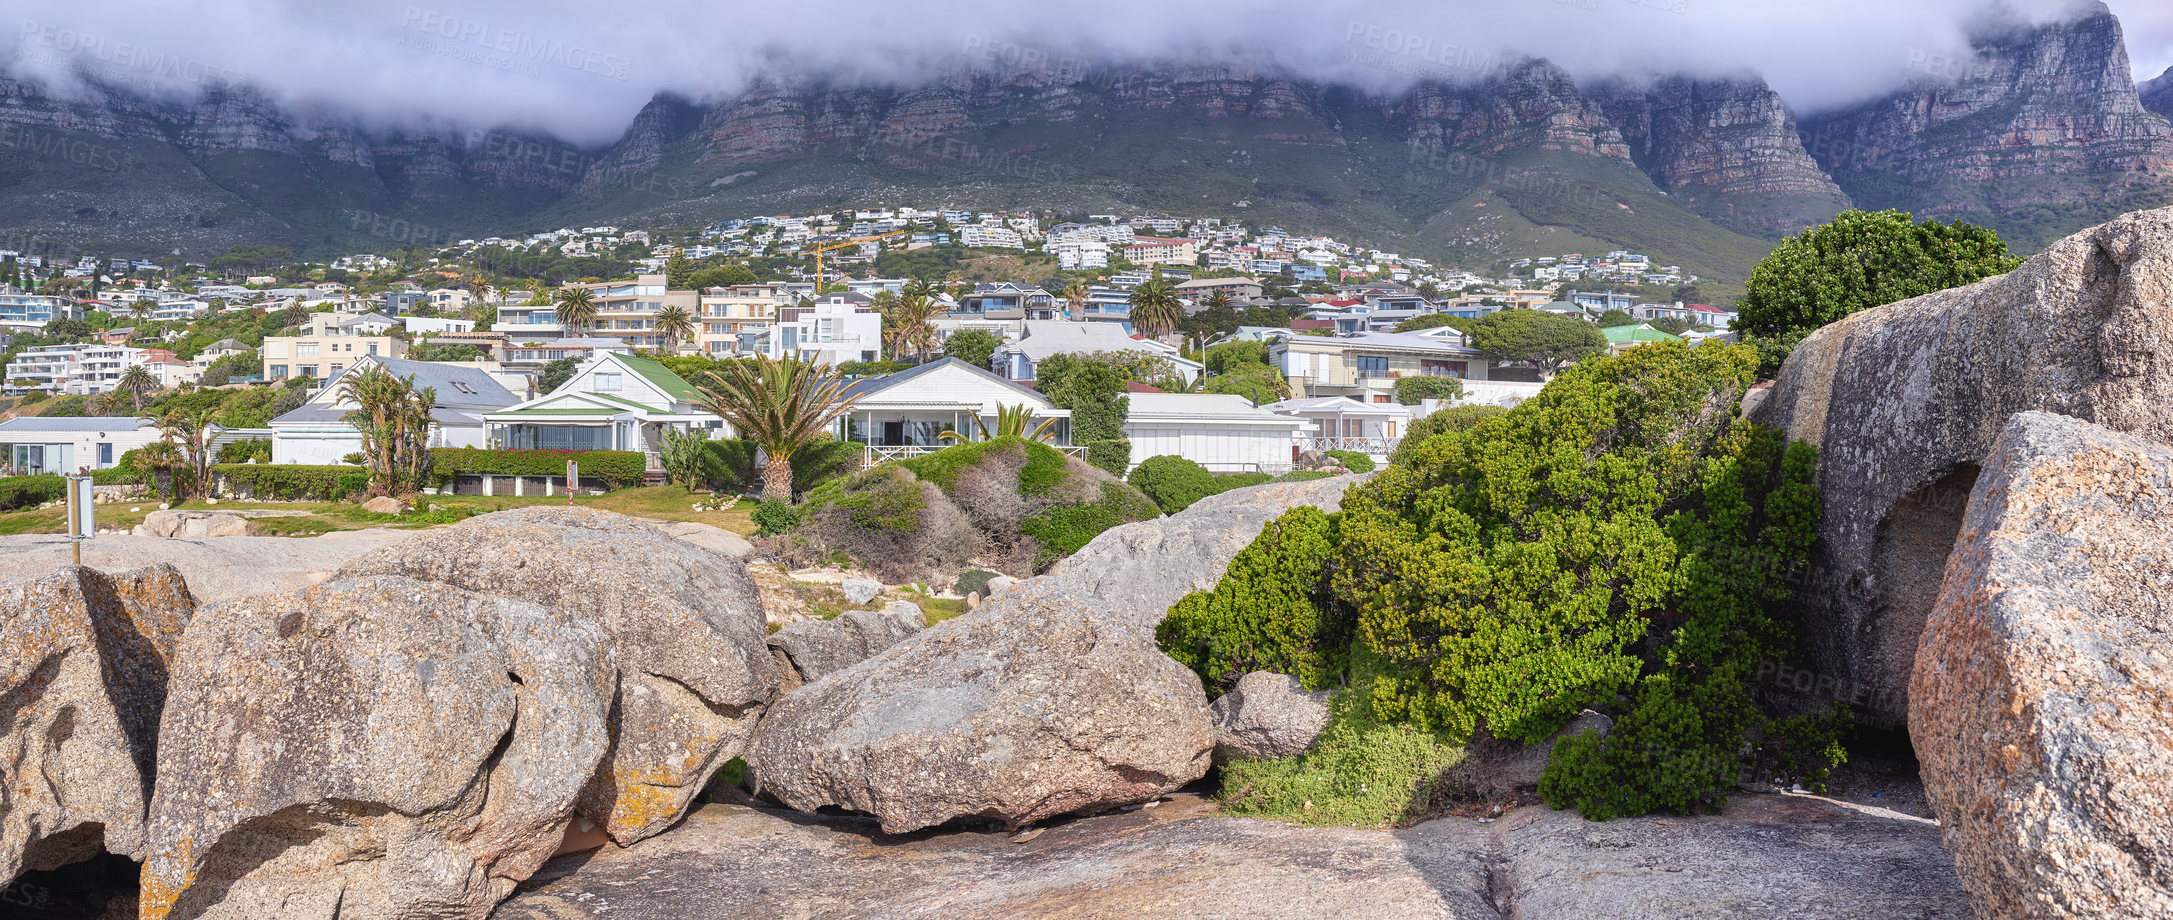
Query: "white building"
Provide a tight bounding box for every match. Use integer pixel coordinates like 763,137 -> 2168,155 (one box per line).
4,343 -> 147,394
832,358 -> 1073,464
765,300 -> 882,366
269,356 -> 518,465
1122,394 -> 1307,474
483,353 -> 717,461
0,416 -> 157,473
993,321 -> 1201,384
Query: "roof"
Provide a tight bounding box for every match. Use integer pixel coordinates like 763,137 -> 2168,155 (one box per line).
1603,325 -> 1684,344
614,353 -> 703,402
0,416 -> 151,433
1262,396 -> 1413,418
1126,394 -> 1308,426
205,338 -> 248,351
1009,321 -> 1170,362
274,356 -> 517,426
841,357 -> 1053,405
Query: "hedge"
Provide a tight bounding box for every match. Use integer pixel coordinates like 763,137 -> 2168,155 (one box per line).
0,474 -> 66,511
1324,449 -> 1376,473
429,448 -> 648,488
1393,376 -> 1465,405
215,464 -> 369,501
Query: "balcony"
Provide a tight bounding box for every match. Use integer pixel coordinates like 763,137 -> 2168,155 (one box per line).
1301,435 -> 1400,455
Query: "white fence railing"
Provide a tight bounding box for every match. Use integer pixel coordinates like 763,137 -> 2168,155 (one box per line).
863,443 -> 1086,465
1301,436 -> 1400,455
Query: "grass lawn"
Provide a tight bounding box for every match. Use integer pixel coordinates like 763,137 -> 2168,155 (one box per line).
0,486 -> 756,537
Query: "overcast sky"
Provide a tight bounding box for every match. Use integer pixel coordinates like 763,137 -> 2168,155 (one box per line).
7,0 -> 2171,145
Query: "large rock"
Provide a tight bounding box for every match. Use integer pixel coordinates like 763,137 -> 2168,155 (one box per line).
1911,412 -> 2173,919
499,792 -> 1970,919
0,531 -> 416,604
1755,205 -> 2173,726
1044,474 -> 1363,639
333,507 -> 778,845
767,603 -> 926,683
137,510 -> 254,538
142,576 -> 614,920
1209,671 -> 1331,761
0,565 -> 194,884
750,579 -> 1215,834
745,476 -> 1362,833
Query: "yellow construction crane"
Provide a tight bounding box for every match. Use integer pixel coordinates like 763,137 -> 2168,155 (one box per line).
804,231 -> 905,296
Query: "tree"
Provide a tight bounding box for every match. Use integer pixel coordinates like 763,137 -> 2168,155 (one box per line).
939,403 -> 1059,443
338,365 -> 436,496
1060,280 -> 1089,318
693,355 -> 863,500
1393,313 -> 1466,334
1736,209 -> 2020,374
1650,316 -> 1701,336
879,290 -> 941,362
941,328 -> 1002,369
1392,376 -> 1463,405
688,263 -> 759,289
665,252 -> 694,290
655,426 -> 709,491
1203,289 -> 1234,312
1595,309 -> 1638,327
1034,353 -> 1132,476
654,304 -> 696,352
467,275 -> 493,304
127,300 -> 154,326
554,286 -> 598,335
116,364 -> 158,413
538,356 -> 580,395
1467,309 -> 1608,376
1127,278 -> 1184,339
157,408 -> 216,501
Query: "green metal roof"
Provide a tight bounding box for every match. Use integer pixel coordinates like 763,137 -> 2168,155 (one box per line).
582,391 -> 654,410
1603,324 -> 1683,343
491,408 -> 622,417
616,353 -> 703,402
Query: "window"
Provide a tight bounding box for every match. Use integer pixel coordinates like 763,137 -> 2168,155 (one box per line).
297,342 -> 319,357
1372,395 -> 1392,403
298,365 -> 318,378
367,342 -> 379,355
1421,359 -> 1468,378
1355,355 -> 1391,378
595,373 -> 622,391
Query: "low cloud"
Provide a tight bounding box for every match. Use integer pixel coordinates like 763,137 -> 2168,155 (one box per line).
3,0 -> 2165,146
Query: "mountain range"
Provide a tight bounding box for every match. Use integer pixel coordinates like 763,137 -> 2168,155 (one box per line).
5,2 -> 2173,282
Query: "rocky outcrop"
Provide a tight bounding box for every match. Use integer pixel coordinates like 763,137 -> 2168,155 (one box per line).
1046,474 -> 1361,639
1755,204 -> 2173,726
1589,75 -> 1851,234
746,476 -> 1361,833
500,792 -> 1970,919
748,578 -> 1214,835
142,576 -> 614,920
0,565 -> 194,884
2144,65 -> 2173,120
1209,671 -> 1330,761
1399,59 -> 1634,161
0,531 -> 415,605
333,507 -> 778,845
1911,412 -> 2173,919
135,510 -> 254,538
767,603 -> 926,684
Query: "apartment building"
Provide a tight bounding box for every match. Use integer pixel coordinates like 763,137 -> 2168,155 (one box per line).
0,292 -> 77,330
766,300 -> 882,366
262,322 -> 407,382
958,226 -> 1024,249
697,283 -> 793,356
4,343 -> 148,394
559,274 -> 702,351
1124,237 -> 1198,266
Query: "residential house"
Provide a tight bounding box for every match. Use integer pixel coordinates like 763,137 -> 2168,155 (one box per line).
1122,393 -> 1306,474
1263,396 -> 1412,462
992,321 -> 1202,385
483,353 -> 719,462
697,283 -> 792,356
833,358 -> 1073,462
559,274 -> 702,350
269,356 -> 518,464
0,416 -> 157,473
1267,330 -> 1538,406
764,299 -> 882,366
261,318 -> 407,382
1123,237 -> 1198,266
404,316 -> 475,335
199,339 -> 252,361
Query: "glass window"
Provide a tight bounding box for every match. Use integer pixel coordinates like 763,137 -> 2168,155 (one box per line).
297,342 -> 319,357
1356,356 -> 1391,377
595,373 -> 622,391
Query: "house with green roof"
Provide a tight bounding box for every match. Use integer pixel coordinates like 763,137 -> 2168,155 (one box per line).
481,352 -> 724,462
1601,323 -> 1685,354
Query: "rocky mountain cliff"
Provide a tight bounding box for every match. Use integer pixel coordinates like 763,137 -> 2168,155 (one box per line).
3,5 -> 2171,274
2143,64 -> 2173,118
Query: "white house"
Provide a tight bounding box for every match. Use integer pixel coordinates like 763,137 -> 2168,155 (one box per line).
270,357 -> 518,464
404,316 -> 476,335
0,416 -> 157,473
482,353 -> 719,461
766,300 -> 883,366
1122,393 -> 1307,473
993,321 -> 1202,384
1264,396 -> 1413,462
834,358 -> 1073,463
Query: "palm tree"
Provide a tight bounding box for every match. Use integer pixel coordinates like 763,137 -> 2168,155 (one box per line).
467,274 -> 492,304
694,355 -> 862,500
1061,280 -> 1089,318
878,290 -> 942,363
939,403 -> 1060,443
1204,289 -> 1234,312
654,304 -> 696,352
157,408 -> 216,501
128,300 -> 154,326
554,286 -> 598,336
1127,279 -> 1184,339
338,364 -> 436,496
116,364 -> 158,413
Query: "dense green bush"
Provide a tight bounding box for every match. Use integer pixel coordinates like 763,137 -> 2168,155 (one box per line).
1082,438 -> 1131,479
1392,376 -> 1464,405
1390,406 -> 1509,466
699,439 -> 759,492
1127,455 -> 1219,513
429,448 -> 647,488
0,474 -> 66,511
1218,692 -> 1466,827
751,498 -> 801,537
904,438 -> 1068,496
215,438 -> 273,464
89,466 -> 141,486
1324,450 -> 1375,473
1158,507 -> 1347,694
1019,481 -> 1162,567
215,464 -> 368,501
1160,341 -> 1843,822
953,568 -> 999,596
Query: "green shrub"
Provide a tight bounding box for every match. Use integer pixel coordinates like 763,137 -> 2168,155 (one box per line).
1275,471 -> 1333,482
904,437 -> 1069,496
1127,455 -> 1218,513
1324,449 -> 1375,473
215,464 -> 368,501
1019,481 -> 1160,568
429,448 -> 646,488
1390,406 -> 1508,466
1393,376 -> 1464,405
0,474 -> 66,511
215,438 -> 273,465
1158,507 -> 1347,695
752,498 -> 800,537
1082,438 -> 1131,478
953,568 -> 999,596
1218,692 -> 1466,827
790,439 -> 863,493
89,466 -> 141,486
